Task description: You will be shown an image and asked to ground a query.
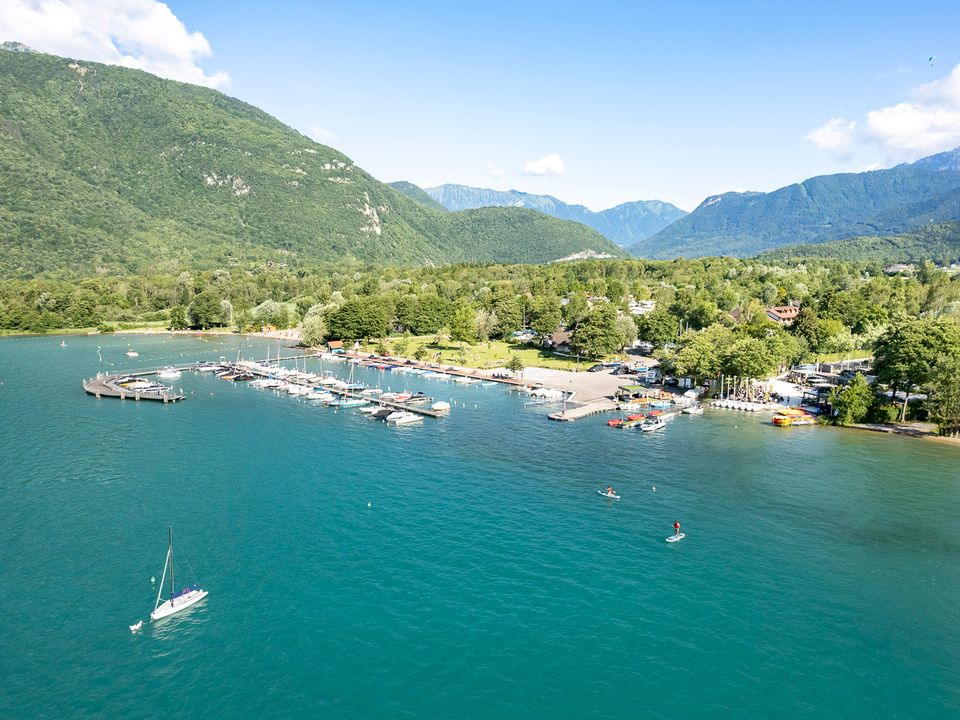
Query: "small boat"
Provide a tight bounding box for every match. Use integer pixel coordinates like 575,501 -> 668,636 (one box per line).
626,413 -> 646,421
607,418 -> 625,428
640,417 -> 666,432
359,404 -> 380,414
157,367 -> 181,379
371,408 -> 393,420
597,490 -> 620,500
404,392 -> 433,406
360,388 -> 383,397
772,408 -> 816,426
126,350 -> 139,357
149,526 -> 207,622
454,376 -> 480,384
386,410 -> 423,425
480,381 -> 497,387
338,398 -> 369,408
682,404 -> 704,415
431,400 -> 451,413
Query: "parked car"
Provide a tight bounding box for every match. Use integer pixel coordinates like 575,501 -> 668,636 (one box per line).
587,364 -> 605,372
612,366 -> 635,376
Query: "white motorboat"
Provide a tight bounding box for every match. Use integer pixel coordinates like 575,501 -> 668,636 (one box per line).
431,401 -> 451,413
682,404 -> 704,415
454,376 -> 480,384
157,367 -> 181,379
149,526 -> 208,622
640,417 -> 666,432
386,410 -> 423,425
125,349 -> 139,357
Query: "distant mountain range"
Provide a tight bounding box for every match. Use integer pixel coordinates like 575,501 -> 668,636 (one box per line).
632,148 -> 960,258
0,46 -> 624,276
418,184 -> 687,247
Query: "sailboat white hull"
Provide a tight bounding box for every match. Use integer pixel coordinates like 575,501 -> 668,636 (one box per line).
150,588 -> 208,621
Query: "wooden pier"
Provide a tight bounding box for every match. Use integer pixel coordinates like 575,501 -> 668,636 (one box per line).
547,398 -> 617,422
83,369 -> 185,403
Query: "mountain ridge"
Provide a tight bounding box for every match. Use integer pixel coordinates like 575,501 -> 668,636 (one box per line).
423,183 -> 687,246
0,47 -> 624,276
631,148 -> 960,258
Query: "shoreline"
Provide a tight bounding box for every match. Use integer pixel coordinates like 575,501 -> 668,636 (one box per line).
13,328 -> 960,448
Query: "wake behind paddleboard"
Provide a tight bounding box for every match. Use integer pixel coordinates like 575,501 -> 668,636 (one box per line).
597,490 -> 620,500
666,532 -> 686,543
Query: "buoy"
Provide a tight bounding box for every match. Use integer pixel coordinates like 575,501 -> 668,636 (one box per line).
652,486 -> 656,492
151,576 -> 155,584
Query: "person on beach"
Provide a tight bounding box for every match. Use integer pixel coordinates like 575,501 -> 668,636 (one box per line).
673,520 -> 681,537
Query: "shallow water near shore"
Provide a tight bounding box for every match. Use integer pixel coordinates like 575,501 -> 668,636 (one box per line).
1,334 -> 958,719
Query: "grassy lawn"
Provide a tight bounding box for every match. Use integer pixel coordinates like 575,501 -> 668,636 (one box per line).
358,335 -> 605,371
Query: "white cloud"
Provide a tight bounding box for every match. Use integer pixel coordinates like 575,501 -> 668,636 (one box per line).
805,117 -> 857,157
485,163 -> 505,177
806,63 -> 960,163
522,152 -> 565,176
308,126 -> 335,143
0,0 -> 229,88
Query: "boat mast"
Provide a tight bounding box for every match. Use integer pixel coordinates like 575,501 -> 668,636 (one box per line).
168,525 -> 175,597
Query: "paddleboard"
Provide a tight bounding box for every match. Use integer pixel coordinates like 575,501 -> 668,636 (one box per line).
597,490 -> 620,500
666,532 -> 686,543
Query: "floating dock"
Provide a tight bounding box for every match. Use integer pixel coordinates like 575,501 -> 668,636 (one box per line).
83,369 -> 186,403
547,398 -> 617,422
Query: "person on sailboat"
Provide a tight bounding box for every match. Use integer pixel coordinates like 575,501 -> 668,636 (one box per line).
673,520 -> 681,538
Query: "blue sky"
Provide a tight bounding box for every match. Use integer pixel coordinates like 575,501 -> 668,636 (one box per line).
5,1 -> 960,210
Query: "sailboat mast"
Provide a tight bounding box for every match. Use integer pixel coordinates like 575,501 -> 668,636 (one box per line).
168,525 -> 175,597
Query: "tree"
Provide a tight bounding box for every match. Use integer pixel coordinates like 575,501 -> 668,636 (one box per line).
506,353 -> 525,377
926,354 -> 960,436
491,292 -> 523,336
873,318 -> 960,421
572,304 -> 621,357
673,324 -> 734,380
636,308 -> 678,347
529,296 -> 561,336
615,314 -> 638,351
830,373 -> 874,426
394,332 -> 411,357
722,336 -> 775,379
475,308 -> 497,344
187,288 -> 224,329
414,344 -> 428,361
169,305 -> 188,330
449,303 -> 476,346
301,309 -> 328,346
251,300 -> 290,329
792,306 -> 824,350
562,292 -> 589,327
326,298 -> 389,340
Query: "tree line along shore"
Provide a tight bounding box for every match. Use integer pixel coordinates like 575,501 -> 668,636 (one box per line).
2,256 -> 959,435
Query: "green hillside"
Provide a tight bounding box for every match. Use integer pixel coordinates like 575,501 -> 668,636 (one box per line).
0,48 -> 622,277
758,222 -> 960,265
388,181 -> 447,211
630,151 -> 960,258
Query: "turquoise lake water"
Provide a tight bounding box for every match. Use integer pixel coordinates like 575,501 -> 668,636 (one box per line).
1,334 -> 958,719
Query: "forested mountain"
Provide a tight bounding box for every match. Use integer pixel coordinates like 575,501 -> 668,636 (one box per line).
0,47 -> 623,277
424,184 -> 686,246
631,148 -> 960,258
387,181 -> 446,211
758,222 -> 960,265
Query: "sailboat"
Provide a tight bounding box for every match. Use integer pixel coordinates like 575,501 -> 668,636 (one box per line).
149,526 -> 208,621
